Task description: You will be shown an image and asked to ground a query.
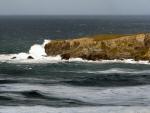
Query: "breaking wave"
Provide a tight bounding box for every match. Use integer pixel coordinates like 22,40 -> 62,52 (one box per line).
1,83 -> 150,106
0,40 -> 62,63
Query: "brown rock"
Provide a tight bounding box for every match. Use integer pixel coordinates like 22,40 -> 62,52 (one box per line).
44,33 -> 150,61
61,53 -> 70,60
144,33 -> 150,48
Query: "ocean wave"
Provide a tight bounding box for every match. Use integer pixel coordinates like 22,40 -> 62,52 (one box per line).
1,84 -> 150,106
0,90 -> 91,106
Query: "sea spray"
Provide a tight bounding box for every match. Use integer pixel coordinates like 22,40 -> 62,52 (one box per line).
28,39 -> 51,59
10,39 -> 51,60
29,44 -> 46,59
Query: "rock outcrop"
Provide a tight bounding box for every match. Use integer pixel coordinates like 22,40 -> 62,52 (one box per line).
44,33 -> 150,61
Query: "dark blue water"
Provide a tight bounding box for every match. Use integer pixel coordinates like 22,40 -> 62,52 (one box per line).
0,16 -> 150,113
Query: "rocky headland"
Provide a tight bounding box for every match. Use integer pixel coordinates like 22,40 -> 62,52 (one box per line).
44,33 -> 150,61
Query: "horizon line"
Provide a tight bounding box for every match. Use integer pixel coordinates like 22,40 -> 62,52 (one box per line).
0,14 -> 150,16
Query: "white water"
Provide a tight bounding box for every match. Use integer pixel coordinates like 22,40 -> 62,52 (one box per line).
0,106 -> 150,113
0,40 -> 150,64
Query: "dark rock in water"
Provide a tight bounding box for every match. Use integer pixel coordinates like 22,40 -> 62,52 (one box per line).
44,33 -> 150,61
11,56 -> 16,59
119,58 -> 125,61
61,53 -> 70,60
27,56 -> 34,59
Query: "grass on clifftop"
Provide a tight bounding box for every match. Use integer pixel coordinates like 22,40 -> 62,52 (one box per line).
51,34 -> 135,42
92,34 -> 128,41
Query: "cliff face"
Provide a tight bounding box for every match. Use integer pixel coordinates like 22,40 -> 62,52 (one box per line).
44,33 -> 150,61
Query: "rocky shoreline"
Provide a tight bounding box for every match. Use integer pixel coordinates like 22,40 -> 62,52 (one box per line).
44,33 -> 150,61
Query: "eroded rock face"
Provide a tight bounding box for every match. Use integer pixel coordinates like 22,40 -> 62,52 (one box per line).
44,33 -> 150,61
144,33 -> 150,48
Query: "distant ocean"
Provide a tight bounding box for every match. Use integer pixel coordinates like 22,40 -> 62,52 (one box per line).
0,15 -> 150,113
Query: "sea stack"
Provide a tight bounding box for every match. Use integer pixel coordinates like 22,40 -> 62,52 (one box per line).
44,33 -> 150,61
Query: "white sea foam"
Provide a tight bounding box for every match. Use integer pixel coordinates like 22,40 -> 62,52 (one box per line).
29,44 -> 46,58
98,59 -> 150,64
0,106 -> 150,113
28,39 -> 51,59
69,59 -> 149,64
0,40 -> 150,64
0,54 -> 150,64
15,53 -> 29,60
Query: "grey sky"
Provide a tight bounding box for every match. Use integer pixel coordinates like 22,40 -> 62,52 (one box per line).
0,0 -> 149,15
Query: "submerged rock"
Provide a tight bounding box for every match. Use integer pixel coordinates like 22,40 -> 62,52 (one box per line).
44,33 -> 150,61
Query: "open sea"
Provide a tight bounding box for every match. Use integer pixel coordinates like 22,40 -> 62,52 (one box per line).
0,15 -> 150,113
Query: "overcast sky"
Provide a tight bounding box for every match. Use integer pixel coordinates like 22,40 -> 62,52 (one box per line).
0,0 -> 149,15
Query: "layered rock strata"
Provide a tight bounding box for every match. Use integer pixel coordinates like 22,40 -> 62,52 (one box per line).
45,33 -> 150,61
